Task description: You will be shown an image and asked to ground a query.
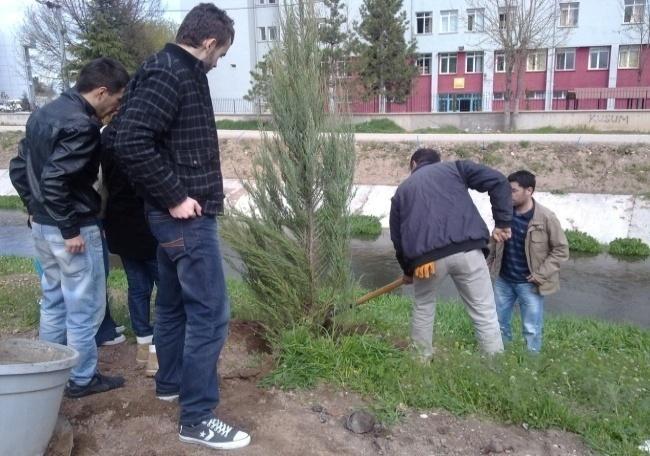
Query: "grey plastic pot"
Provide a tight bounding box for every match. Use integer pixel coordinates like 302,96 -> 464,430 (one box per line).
0,338 -> 79,456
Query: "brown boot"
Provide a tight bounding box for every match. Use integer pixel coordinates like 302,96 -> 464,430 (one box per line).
145,345 -> 158,377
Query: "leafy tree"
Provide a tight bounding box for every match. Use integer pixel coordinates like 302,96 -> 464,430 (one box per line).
223,3 -> 356,340
246,0 -> 351,110
71,0 -> 137,72
18,0 -> 170,83
319,0 -> 350,77
353,0 -> 418,112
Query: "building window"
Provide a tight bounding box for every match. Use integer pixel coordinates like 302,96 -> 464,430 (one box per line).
495,52 -> 506,72
493,92 -> 505,101
619,45 -> 640,68
438,93 -> 482,112
258,0 -> 277,4
553,90 -> 567,99
498,7 -> 512,30
416,12 -> 433,34
555,48 -> 576,70
559,2 -> 579,27
258,26 -> 278,41
526,90 -> 546,100
527,50 -> 546,71
589,47 -> 609,69
467,9 -> 485,32
440,10 -> 458,33
416,53 -> 432,75
465,52 -> 484,73
439,53 -> 457,74
624,0 -> 644,23
335,60 -> 350,78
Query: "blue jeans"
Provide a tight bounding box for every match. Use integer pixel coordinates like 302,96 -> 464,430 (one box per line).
32,222 -> 106,385
121,257 -> 158,338
146,210 -> 230,426
494,277 -> 545,352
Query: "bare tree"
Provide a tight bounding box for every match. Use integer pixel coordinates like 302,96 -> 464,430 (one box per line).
17,0 -> 165,89
467,0 -> 565,130
621,0 -> 650,82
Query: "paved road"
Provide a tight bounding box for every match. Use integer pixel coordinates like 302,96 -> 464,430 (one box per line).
3,125 -> 650,143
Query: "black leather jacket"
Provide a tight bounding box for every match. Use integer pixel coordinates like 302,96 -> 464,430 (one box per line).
9,89 -> 103,239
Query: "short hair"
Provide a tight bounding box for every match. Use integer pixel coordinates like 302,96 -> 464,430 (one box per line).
75,58 -> 130,94
508,170 -> 536,191
410,148 -> 441,167
176,3 -> 235,48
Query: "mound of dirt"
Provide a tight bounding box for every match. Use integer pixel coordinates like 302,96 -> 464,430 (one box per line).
55,320 -> 590,456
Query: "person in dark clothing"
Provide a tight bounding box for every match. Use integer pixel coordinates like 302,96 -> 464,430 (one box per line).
389,148 -> 513,361
111,3 -> 250,450
9,58 -> 129,398
101,123 -> 159,369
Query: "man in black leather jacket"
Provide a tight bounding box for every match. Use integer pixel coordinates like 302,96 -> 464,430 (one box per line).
9,58 -> 130,398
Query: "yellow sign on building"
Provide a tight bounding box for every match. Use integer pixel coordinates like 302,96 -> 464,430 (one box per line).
453,78 -> 465,89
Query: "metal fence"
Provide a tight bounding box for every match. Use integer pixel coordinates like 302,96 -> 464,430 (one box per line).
213,90 -> 650,115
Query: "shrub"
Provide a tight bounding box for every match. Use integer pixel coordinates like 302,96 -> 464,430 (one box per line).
564,230 -> 602,254
608,238 -> 650,257
349,215 -> 381,238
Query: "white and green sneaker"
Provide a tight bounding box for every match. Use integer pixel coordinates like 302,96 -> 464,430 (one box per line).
179,417 -> 251,450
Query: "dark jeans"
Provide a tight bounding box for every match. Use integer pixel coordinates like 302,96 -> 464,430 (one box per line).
146,210 -> 230,426
121,257 -> 158,338
95,228 -> 119,345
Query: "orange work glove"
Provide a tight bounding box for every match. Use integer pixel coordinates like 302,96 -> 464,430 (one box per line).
414,262 -> 436,279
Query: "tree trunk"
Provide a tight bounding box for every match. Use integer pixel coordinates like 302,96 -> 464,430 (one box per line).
504,68 -> 513,132
512,56 -> 525,131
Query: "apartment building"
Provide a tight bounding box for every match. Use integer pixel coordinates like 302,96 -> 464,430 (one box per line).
181,0 -> 650,113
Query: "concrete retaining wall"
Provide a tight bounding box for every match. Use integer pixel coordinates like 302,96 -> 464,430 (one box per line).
4,110 -> 650,132
2,174 -> 648,245
222,179 -> 650,245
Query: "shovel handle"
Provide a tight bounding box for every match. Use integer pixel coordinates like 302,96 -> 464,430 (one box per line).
355,277 -> 405,306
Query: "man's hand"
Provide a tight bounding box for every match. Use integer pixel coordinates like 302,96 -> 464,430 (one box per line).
402,274 -> 413,284
415,262 -> 436,279
527,275 -> 541,285
65,235 -> 85,254
169,197 -> 202,219
492,227 -> 512,243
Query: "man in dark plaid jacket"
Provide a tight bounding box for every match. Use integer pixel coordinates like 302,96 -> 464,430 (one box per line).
112,3 -> 251,451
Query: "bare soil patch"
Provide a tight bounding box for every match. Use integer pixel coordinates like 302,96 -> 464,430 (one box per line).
220,139 -> 650,194
52,321 -> 590,456
1,131 -> 647,194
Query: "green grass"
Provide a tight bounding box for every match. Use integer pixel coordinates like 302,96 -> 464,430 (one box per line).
0,130 -> 23,150
412,125 -> 463,134
518,140 -> 530,148
608,238 -> 650,257
349,214 -> 382,238
216,119 -> 268,130
264,294 -> 650,455
353,119 -> 405,133
0,256 -> 33,275
564,230 -> 603,254
522,126 -> 601,134
4,256 -> 648,455
0,195 -> 25,210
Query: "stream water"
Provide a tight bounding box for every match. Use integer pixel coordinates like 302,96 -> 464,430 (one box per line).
2,210 -> 648,327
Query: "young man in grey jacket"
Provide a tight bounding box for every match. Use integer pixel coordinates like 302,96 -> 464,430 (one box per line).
390,148 -> 512,360
488,170 -> 569,352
